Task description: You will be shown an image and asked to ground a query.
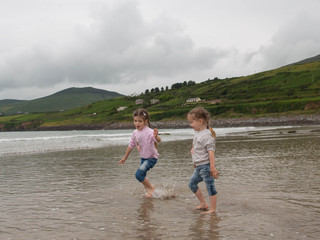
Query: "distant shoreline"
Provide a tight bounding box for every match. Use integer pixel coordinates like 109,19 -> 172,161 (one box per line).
36,114 -> 320,131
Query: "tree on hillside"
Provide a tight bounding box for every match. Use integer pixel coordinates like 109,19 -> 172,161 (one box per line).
188,80 -> 196,86
171,82 -> 183,89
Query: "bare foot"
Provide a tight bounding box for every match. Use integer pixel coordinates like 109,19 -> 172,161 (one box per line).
194,205 -> 209,210
145,185 -> 155,198
202,209 -> 216,214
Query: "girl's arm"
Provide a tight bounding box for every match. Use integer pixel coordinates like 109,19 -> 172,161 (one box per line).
208,150 -> 219,179
154,128 -> 161,142
118,146 -> 133,164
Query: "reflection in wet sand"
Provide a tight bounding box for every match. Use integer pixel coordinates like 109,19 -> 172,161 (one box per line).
135,198 -> 161,240
0,126 -> 319,239
189,213 -> 220,240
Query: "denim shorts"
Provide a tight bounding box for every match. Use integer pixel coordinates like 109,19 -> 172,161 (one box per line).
135,158 -> 157,182
188,163 -> 217,196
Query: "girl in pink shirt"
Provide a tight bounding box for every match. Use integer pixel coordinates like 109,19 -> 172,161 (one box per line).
119,108 -> 161,197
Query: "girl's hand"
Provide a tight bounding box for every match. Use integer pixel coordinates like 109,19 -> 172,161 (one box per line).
190,147 -> 194,155
153,128 -> 159,138
211,167 -> 220,179
118,158 -> 126,165
153,128 -> 161,143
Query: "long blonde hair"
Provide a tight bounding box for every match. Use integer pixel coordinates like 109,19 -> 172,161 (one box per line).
188,107 -> 216,138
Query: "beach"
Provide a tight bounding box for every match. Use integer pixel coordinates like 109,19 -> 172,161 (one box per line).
0,125 -> 319,239
33,114 -> 320,131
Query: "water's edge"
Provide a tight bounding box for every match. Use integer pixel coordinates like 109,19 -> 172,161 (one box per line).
3,114 -> 319,131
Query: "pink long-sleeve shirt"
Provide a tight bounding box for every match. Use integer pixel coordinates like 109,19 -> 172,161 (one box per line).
129,126 -> 159,159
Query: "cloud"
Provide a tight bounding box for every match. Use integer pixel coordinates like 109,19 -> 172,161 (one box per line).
220,13 -> 320,78
0,0 -> 221,94
1,0 -> 320,100
255,14 -> 320,70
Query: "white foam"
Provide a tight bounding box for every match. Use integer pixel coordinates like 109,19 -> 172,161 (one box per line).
0,126 -> 291,156
151,188 -> 176,199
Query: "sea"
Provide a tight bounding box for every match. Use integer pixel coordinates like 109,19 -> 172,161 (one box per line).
0,125 -> 319,239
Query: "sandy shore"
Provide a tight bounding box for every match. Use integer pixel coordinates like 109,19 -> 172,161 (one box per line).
37,114 -> 320,131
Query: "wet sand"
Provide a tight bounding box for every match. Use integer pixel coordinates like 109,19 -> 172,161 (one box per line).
0,126 -> 319,239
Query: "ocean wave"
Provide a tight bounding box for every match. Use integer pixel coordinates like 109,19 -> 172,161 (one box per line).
0,126 -> 292,156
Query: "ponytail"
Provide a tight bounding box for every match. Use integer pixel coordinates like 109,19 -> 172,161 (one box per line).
208,127 -> 216,138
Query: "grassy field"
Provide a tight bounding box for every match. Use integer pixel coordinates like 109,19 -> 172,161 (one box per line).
1,57 -> 320,130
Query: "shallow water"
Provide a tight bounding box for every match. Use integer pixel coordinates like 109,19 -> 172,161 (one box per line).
0,126 -> 319,239
0,126 -> 287,156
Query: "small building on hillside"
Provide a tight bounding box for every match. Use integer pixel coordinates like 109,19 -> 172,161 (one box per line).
210,99 -> 222,104
117,106 -> 127,111
135,99 -> 144,105
186,97 -> 201,103
150,99 -> 160,105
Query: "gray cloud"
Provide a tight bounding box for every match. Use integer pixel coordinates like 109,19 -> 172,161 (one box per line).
1,0 -> 320,99
256,14 -> 320,70
0,0 -> 220,92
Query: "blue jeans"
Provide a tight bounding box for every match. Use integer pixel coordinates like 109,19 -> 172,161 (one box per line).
188,163 -> 217,196
135,158 -> 157,182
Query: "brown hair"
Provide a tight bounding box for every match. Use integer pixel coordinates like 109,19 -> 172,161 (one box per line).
188,107 -> 216,138
133,108 -> 151,127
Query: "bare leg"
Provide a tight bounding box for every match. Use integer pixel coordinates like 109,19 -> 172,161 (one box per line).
194,189 -> 208,210
203,194 -> 217,214
141,178 -> 155,198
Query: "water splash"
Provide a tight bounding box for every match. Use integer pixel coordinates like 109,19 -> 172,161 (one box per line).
151,188 -> 176,199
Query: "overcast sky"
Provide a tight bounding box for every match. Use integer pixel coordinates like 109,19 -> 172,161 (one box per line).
1,0 -> 319,100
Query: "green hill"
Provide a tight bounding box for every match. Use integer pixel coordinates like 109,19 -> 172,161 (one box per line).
287,53 -> 320,66
1,55 -> 319,131
0,99 -> 27,106
0,87 -> 124,115
0,99 -> 26,109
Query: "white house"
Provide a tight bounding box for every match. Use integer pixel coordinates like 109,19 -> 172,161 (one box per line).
117,106 -> 127,111
135,99 -> 144,105
186,97 -> 201,103
150,99 -> 160,105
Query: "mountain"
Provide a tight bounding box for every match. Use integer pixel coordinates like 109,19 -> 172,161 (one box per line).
0,99 -> 26,108
1,54 -> 319,131
0,87 -> 124,115
287,54 -> 320,66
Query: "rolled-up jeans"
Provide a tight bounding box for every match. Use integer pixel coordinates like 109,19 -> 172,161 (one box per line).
188,163 -> 217,196
135,158 -> 157,182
